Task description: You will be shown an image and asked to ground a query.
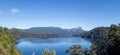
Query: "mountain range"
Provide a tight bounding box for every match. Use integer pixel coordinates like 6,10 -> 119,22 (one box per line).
10,27 -> 85,38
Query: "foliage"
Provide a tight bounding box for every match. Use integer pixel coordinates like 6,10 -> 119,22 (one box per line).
0,26 -> 21,55
98,24 -> 120,55
84,49 -> 91,55
81,24 -> 120,55
10,28 -> 58,38
42,49 -> 56,55
81,27 -> 110,46
66,45 -> 82,55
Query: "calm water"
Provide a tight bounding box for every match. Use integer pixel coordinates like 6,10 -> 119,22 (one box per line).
16,37 -> 91,55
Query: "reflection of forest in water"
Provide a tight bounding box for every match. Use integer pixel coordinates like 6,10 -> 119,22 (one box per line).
16,37 -> 91,55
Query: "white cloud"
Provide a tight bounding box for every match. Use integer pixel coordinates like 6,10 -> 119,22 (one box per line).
11,8 -> 20,14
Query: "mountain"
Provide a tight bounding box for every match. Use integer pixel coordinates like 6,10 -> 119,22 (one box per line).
10,27 -> 85,38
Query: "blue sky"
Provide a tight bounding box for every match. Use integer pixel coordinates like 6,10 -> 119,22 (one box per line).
0,0 -> 120,30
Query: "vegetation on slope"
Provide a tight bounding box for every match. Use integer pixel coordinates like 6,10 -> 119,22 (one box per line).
9,29 -> 58,38
81,24 -> 120,55
0,26 -> 21,55
97,24 -> 120,55
81,27 -> 110,45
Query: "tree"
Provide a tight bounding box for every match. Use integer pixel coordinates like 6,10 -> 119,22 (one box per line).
81,24 -> 120,55
98,24 -> 120,55
66,45 -> 82,55
42,49 -> 56,55
0,26 -> 21,55
91,43 -> 97,55
84,49 -> 91,55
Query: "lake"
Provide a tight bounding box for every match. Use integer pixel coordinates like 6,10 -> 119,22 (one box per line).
16,37 -> 91,55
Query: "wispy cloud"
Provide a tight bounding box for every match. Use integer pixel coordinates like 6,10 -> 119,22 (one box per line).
11,8 -> 20,14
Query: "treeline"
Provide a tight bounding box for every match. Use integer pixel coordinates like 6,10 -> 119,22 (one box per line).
81,24 -> 120,55
81,27 -> 110,46
9,29 -> 58,38
0,26 -> 21,55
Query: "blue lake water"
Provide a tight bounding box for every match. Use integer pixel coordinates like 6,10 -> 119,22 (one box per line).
16,37 -> 91,55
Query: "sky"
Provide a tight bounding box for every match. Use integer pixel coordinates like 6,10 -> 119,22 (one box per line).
0,0 -> 120,30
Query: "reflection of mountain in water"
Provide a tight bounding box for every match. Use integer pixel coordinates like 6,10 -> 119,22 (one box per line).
17,37 -> 91,44
16,37 -> 91,55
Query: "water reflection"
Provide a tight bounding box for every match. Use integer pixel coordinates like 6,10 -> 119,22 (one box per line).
16,37 -> 91,55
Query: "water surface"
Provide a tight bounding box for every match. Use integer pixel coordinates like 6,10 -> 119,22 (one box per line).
16,37 -> 91,55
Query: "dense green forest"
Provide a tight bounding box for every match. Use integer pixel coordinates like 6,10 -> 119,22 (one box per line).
0,26 -> 21,55
9,29 -> 58,38
81,27 -> 110,46
81,24 -> 120,55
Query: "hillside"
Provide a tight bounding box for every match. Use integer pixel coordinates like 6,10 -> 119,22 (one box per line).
81,27 -> 110,45
81,24 -> 120,55
9,27 -> 85,38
